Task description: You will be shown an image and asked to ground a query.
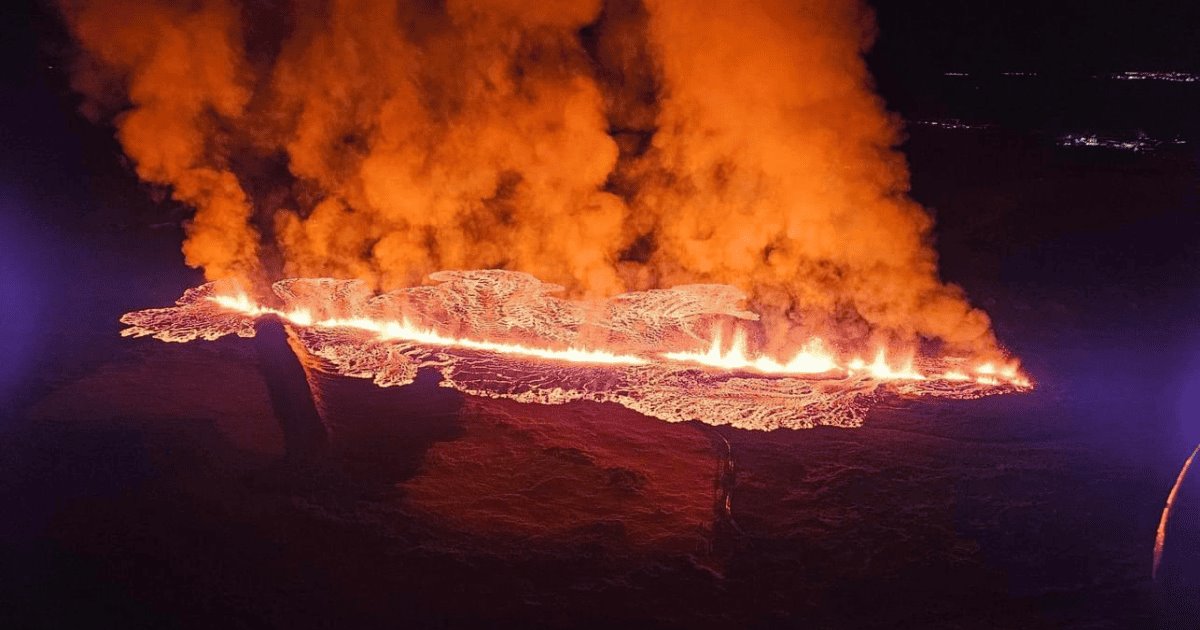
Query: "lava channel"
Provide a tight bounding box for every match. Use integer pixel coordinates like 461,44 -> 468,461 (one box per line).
120,270 -> 1031,430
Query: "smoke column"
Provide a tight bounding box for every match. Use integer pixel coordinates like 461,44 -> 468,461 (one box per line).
60,0 -> 261,281
59,0 -> 1002,358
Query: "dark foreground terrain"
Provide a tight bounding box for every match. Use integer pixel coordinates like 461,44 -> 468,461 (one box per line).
4,283 -> 1200,629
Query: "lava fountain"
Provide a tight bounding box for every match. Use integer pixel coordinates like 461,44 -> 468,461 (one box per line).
122,271 -> 1030,431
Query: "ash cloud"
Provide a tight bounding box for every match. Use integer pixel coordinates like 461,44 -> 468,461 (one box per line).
59,0 -> 1001,358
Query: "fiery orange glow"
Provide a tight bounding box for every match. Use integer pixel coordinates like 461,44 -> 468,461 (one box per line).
210,294 -> 652,367
208,290 -> 1026,386
663,331 -> 838,375
63,0 -> 1006,363
66,0 -> 1035,429
120,273 -> 1031,431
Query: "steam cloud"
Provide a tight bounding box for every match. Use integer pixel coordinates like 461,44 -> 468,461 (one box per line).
59,0 -> 1000,357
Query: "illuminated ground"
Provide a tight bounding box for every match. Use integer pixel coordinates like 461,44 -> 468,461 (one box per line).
2,329 -> 1176,628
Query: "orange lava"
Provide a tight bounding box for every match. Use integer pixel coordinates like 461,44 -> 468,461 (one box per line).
120,272 -> 1031,431
206,290 -> 1027,388
210,294 -> 652,367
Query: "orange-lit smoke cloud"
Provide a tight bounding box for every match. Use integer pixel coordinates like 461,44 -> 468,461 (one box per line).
60,0 -> 260,281
60,0 -> 1000,356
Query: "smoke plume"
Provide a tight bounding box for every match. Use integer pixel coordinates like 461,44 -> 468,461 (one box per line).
60,0 -> 1000,357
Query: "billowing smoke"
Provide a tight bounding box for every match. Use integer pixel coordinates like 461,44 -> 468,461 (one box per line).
60,0 -> 260,280
59,0 -> 1000,357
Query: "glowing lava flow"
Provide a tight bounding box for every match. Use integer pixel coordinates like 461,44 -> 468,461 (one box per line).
1153,443 -> 1200,580
210,292 -> 1027,386
209,295 -> 651,367
663,330 -> 838,375
119,273 -> 1032,430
